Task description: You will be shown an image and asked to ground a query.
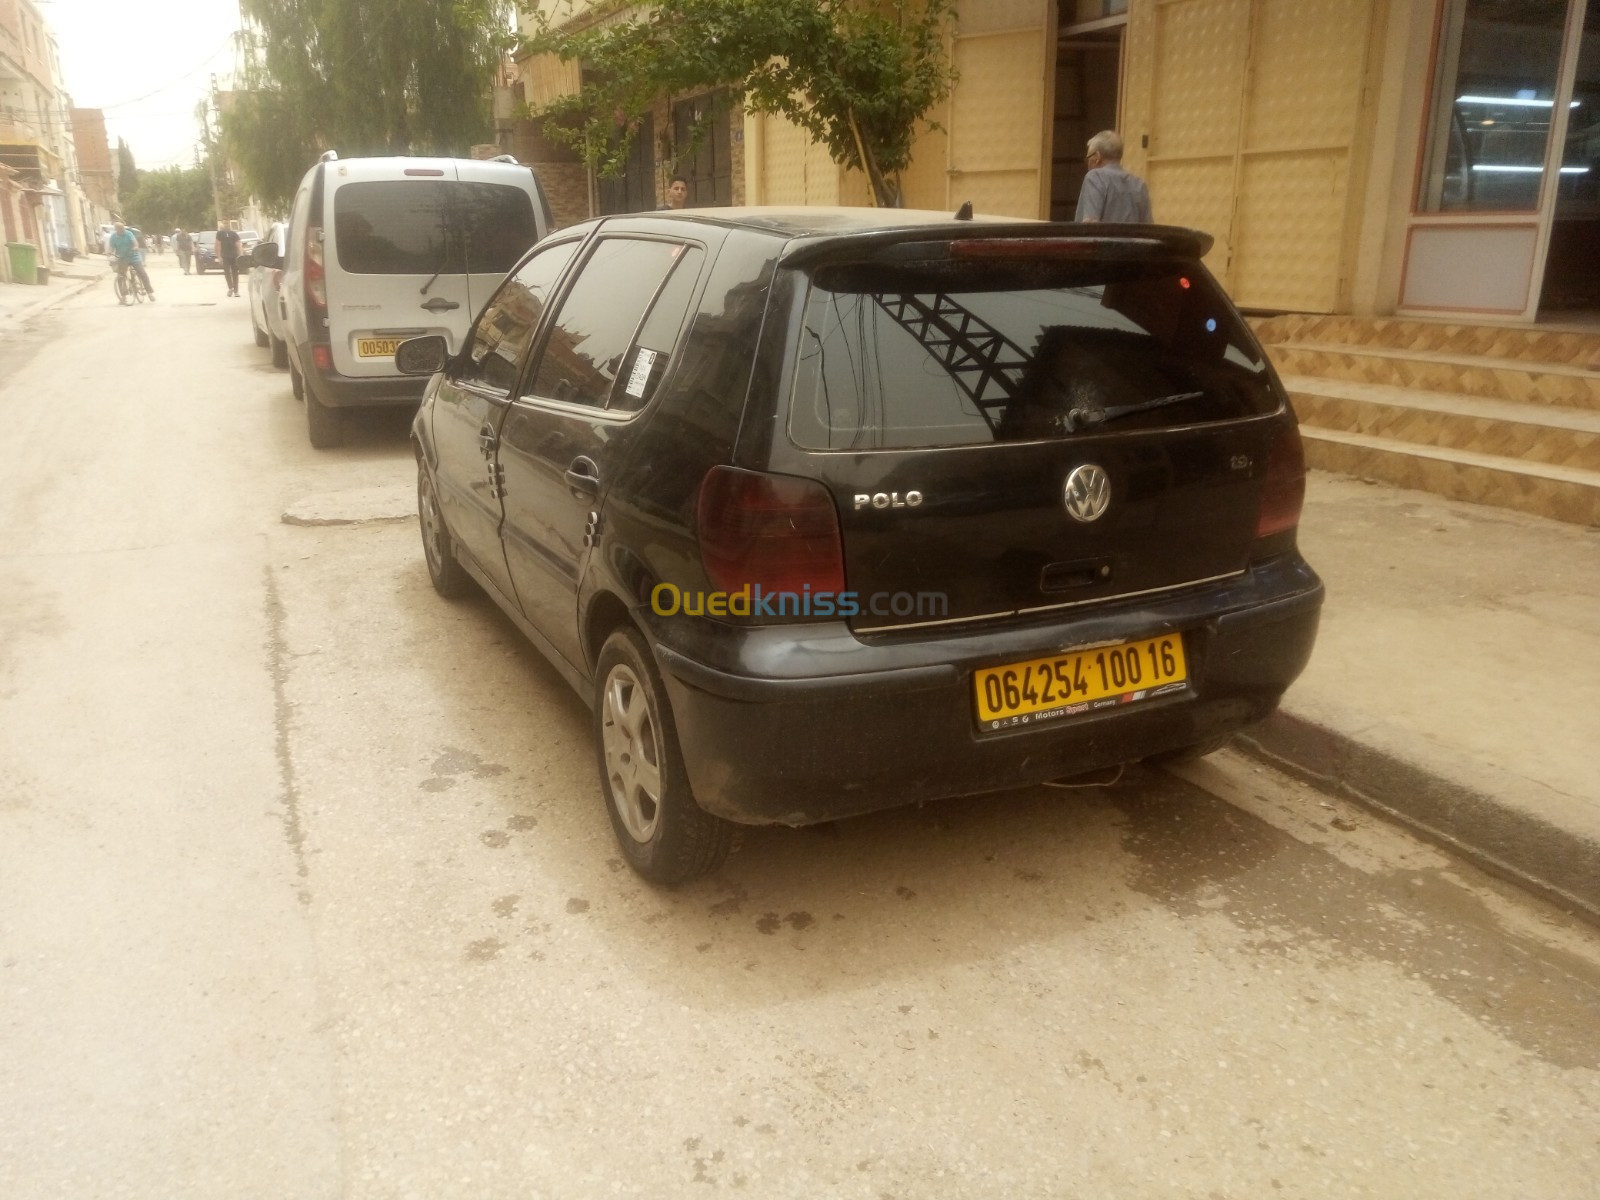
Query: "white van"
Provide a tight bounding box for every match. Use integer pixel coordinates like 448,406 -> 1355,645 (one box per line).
271,154 -> 553,447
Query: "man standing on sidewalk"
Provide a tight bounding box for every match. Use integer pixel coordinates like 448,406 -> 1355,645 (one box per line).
174,228 -> 193,275
1075,130 -> 1152,224
217,221 -> 243,297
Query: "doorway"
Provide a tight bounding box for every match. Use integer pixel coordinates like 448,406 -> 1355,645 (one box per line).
1049,10 -> 1124,222
1540,0 -> 1600,312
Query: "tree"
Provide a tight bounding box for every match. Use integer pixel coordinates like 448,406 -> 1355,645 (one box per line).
221,0 -> 515,209
115,139 -> 140,210
523,0 -> 959,208
123,165 -> 215,233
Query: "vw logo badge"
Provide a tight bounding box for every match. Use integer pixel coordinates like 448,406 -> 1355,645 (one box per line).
1063,464 -> 1111,523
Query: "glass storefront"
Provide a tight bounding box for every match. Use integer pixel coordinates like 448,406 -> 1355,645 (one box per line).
1418,0 -> 1573,212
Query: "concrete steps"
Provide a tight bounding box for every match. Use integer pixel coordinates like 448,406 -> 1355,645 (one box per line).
1251,315 -> 1600,527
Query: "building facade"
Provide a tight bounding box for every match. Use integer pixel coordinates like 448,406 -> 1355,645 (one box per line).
0,0 -> 93,274
515,0 -> 1597,327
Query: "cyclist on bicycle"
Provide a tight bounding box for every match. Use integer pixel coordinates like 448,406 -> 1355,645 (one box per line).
107,220 -> 154,303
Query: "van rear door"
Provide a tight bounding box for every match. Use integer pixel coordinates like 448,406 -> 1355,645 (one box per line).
324,162 -> 470,379
455,160 -> 545,319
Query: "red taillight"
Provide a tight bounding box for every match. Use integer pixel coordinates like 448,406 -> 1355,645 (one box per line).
697,467 -> 846,597
312,344 -> 333,371
1255,426 -> 1306,540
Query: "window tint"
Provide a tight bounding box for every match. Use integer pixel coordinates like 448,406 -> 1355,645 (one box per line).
524,239 -> 684,408
460,183 -> 539,273
332,181 -> 537,276
460,240 -> 580,393
610,246 -> 703,412
788,258 -> 1276,450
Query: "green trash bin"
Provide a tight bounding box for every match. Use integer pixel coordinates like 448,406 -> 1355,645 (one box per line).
7,242 -> 39,285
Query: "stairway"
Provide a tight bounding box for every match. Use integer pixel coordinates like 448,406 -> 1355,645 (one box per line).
1249,314 -> 1600,527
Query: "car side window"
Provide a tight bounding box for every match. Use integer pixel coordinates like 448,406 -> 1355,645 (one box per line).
608,246 -> 704,414
523,238 -> 684,409
457,240 -> 580,393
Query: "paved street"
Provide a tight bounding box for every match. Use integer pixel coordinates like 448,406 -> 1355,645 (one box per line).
3,251 -> 1600,1199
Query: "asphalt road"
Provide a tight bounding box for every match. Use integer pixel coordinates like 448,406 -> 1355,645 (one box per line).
3,253 -> 1599,1199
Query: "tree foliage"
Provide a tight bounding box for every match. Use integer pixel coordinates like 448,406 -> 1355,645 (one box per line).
221,0 -> 515,209
115,139 -> 140,206
524,0 -> 958,207
123,165 -> 215,233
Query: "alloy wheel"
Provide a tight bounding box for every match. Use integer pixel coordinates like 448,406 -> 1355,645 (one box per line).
600,664 -> 662,843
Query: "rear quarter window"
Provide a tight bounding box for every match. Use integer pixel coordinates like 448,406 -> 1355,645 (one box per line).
787,257 -> 1277,450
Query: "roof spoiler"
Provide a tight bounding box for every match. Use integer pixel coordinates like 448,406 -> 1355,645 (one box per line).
778,223 -> 1214,269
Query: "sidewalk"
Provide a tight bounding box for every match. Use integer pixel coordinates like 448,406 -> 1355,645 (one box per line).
1234,470 -> 1600,922
0,254 -> 111,331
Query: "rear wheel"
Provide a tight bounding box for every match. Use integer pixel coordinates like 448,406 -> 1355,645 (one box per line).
593,627 -> 733,885
305,383 -> 342,448
270,334 -> 288,369
252,315 -> 269,347
417,459 -> 471,599
289,360 -> 305,401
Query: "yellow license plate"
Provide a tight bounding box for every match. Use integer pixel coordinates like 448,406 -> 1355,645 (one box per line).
974,634 -> 1189,730
357,338 -> 404,358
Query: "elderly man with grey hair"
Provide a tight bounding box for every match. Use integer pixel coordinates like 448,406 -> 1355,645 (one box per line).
1075,130 -> 1152,224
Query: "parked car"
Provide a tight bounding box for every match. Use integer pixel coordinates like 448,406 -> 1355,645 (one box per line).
193,230 -> 218,274
270,152 -> 554,447
248,220 -> 291,367
401,207 -> 1324,884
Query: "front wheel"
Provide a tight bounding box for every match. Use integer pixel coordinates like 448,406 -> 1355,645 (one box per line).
270,335 -> 288,369
593,628 -> 733,885
113,272 -> 130,304
252,315 -> 269,347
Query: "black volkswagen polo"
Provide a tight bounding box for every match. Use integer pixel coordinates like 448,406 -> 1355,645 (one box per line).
401,208 -> 1322,884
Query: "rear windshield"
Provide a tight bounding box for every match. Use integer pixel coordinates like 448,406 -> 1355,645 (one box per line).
787,256 -> 1277,450
333,180 -> 538,276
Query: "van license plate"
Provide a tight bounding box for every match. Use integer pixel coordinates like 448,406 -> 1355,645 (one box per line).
357,338 -> 404,358
974,634 -> 1189,730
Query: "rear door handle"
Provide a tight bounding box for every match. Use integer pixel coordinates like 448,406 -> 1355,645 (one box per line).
478,422 -> 496,454
565,456 -> 601,497
421,297 -> 461,313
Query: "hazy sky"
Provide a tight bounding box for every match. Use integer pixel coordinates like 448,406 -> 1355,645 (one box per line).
45,0 -> 243,170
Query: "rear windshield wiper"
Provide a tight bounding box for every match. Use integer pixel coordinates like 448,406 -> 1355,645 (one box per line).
1066,390 -> 1203,433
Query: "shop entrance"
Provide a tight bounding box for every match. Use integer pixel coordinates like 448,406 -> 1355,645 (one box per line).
1049,10 -> 1125,222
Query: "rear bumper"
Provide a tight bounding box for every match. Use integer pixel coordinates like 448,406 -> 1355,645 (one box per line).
649,558 -> 1323,825
302,354 -> 429,409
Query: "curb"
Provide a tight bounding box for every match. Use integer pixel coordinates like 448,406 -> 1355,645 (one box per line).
0,269 -> 106,328
1235,709 -> 1600,925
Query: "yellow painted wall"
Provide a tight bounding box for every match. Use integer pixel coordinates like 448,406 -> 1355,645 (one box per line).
1122,0 -> 1381,312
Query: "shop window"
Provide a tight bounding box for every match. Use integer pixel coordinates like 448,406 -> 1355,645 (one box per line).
1418,0 -> 1572,212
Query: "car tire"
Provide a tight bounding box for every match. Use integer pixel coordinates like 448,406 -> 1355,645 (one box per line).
593,627 -> 733,886
270,335 -> 288,369
1144,733 -> 1232,766
252,316 -> 269,348
417,459 -> 472,599
289,360 -> 304,401
305,383 -> 342,448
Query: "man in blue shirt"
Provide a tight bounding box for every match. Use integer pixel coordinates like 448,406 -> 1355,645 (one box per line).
107,220 -> 154,302
1075,131 -> 1152,224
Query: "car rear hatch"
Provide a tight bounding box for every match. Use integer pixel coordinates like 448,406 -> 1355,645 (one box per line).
767,228 -> 1299,631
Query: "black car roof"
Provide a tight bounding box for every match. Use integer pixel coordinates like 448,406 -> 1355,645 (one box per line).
588,205 -> 1213,262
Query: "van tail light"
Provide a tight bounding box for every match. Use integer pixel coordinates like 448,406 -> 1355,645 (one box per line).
1254,425 -> 1307,545
697,467 -> 846,599
312,344 -> 333,371
305,228 -> 327,313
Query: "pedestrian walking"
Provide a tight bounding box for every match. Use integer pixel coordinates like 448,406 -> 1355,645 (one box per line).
174,228 -> 193,274
1075,130 -> 1152,224
217,221 -> 243,297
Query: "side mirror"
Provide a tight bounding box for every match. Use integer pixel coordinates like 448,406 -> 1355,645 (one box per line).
251,241 -> 282,269
395,334 -> 449,376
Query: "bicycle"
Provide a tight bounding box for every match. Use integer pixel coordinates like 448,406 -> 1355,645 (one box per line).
112,258 -> 151,305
